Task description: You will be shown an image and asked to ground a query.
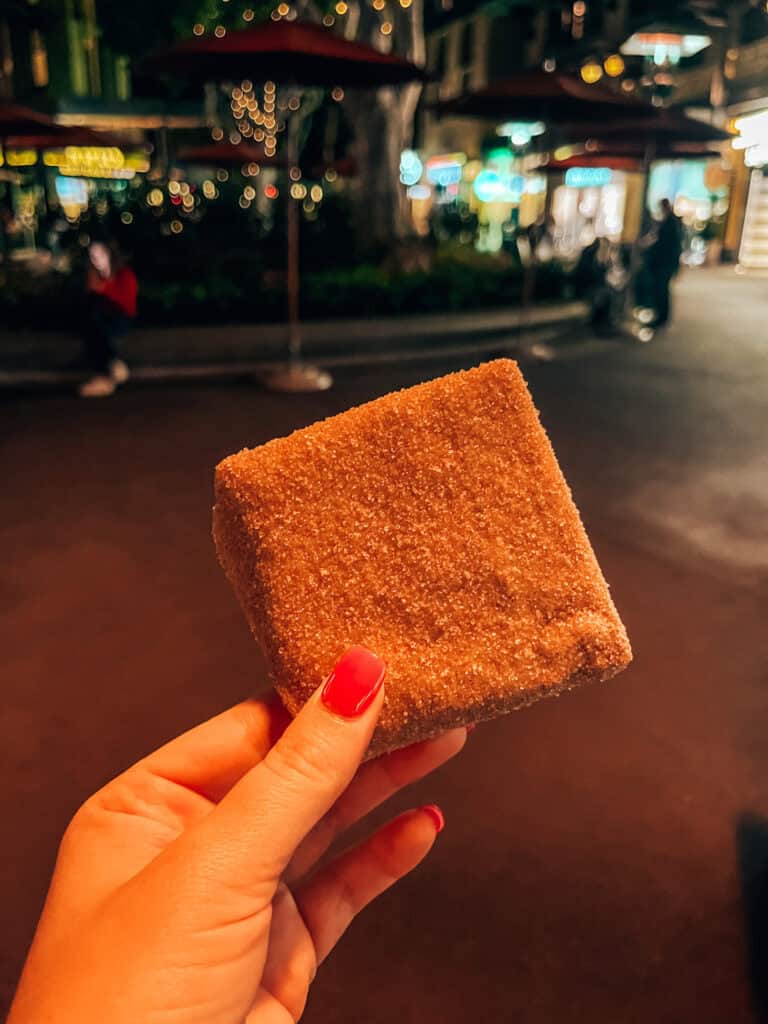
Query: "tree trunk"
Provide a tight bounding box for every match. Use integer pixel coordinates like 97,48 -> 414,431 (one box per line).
343,0 -> 424,249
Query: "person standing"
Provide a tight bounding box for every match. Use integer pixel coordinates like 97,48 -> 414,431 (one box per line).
79,240 -> 138,398
649,198 -> 682,329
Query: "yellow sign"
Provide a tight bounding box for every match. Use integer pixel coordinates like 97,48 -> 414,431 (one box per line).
0,148 -> 38,167
42,146 -> 150,179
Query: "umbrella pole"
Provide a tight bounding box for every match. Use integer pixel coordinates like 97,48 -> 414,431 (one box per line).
264,101 -> 332,393
622,140 -> 656,334
287,115 -> 301,364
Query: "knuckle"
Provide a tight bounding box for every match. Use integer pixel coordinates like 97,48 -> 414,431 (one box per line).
266,731 -> 336,792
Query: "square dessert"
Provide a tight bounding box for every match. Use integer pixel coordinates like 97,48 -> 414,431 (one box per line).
213,360 -> 631,757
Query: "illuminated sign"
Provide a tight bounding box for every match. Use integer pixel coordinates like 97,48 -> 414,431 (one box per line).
565,166 -> 613,188
426,152 -> 466,187
733,110 -> 768,168
473,169 -> 524,203
407,184 -> 431,200
399,149 -> 423,186
0,148 -> 37,167
42,146 -> 150,179
496,121 -> 546,147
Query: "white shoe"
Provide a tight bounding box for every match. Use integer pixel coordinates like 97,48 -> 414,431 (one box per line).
79,374 -> 116,398
109,359 -> 130,384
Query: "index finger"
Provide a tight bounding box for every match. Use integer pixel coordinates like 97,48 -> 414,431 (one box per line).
136,693 -> 292,803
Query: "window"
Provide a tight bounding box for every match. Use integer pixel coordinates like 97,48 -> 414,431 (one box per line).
30,30 -> 49,88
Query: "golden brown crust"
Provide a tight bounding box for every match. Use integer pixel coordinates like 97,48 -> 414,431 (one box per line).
213,359 -> 632,756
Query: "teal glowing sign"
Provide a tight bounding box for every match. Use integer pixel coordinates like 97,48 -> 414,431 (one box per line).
564,167 -> 613,188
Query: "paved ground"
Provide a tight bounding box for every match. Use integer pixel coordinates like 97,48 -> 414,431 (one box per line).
3,267 -> 768,1022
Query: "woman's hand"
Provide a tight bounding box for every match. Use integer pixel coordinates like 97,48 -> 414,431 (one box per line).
9,647 -> 465,1024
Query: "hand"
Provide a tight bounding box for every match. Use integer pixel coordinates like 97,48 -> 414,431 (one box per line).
9,647 -> 466,1024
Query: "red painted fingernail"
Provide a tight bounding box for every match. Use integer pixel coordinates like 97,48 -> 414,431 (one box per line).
321,646 -> 386,719
422,804 -> 445,833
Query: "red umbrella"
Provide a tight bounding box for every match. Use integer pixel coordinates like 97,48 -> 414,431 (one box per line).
555,111 -> 731,146
4,125 -> 125,149
145,19 -> 426,391
176,141 -> 280,166
432,69 -> 647,123
0,101 -> 57,138
145,19 -> 427,87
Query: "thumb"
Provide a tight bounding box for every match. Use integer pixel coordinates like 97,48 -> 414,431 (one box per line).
180,646 -> 386,897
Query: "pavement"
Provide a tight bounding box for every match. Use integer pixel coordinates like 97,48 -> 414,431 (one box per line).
0,299 -> 588,382
3,266 -> 768,1022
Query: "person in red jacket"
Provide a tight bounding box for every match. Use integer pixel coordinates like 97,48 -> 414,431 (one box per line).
79,240 -> 138,398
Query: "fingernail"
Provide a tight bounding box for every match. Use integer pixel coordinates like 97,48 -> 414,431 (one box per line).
321,646 -> 386,719
422,804 -> 445,833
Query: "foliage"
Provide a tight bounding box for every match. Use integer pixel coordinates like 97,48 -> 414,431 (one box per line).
0,246 -> 570,329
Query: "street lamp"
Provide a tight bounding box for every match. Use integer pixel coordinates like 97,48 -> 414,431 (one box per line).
621,18 -> 713,65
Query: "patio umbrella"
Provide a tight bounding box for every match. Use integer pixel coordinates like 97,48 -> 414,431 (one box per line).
0,101 -> 57,139
176,141 -> 280,166
554,111 -> 731,147
145,20 -> 428,88
4,125 -> 125,149
145,20 -> 427,391
540,145 -> 722,173
431,69 -> 648,124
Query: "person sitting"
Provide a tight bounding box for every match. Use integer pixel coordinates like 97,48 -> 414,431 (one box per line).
79,240 -> 138,398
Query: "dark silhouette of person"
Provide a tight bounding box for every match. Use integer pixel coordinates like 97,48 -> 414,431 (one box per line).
649,198 -> 682,328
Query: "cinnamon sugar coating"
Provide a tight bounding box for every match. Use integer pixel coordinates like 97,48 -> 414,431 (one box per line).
213,360 -> 632,757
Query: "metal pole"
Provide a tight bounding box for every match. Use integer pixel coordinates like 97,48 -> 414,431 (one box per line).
287,113 -> 301,364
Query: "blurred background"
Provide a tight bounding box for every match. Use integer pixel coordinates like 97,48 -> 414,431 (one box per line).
3,0 -> 768,1021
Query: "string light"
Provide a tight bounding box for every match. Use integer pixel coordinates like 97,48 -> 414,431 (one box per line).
322,14 -> 335,25
229,131 -> 242,143
193,23 -> 205,35
373,0 -> 385,10
214,25 -> 226,37
310,184 -> 323,201
331,86 -> 344,101
271,10 -> 280,19
277,2 -> 289,14
239,195 -> 251,208
120,211 -> 133,224
400,0 -> 412,8
572,1 -> 586,15
324,168 -> 338,182
580,60 -> 603,84
212,127 -> 224,141
288,96 -> 300,110
265,184 -> 278,199
243,8 -> 254,20
168,180 -> 181,195
380,20 -> 392,34
242,79 -> 253,92
170,219 -> 183,233
290,183 -> 307,199
243,185 -> 256,199
202,180 -> 217,198
335,1 -> 348,13
603,53 -> 625,77
147,188 -> 163,206
216,168 -> 229,181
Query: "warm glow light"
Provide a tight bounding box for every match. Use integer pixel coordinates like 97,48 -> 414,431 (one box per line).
243,184 -> 256,199
400,0 -> 412,7
580,61 -> 603,84
290,183 -> 307,199
214,25 -> 226,37
603,53 -> 625,77
380,20 -> 392,34
212,127 -> 224,141
120,211 -> 133,224
243,8 -> 254,20
323,14 -> 335,25
193,23 -> 205,35
216,168 -> 229,181
373,0 -> 385,9
621,78 -> 635,92
147,188 -> 164,206
202,180 -> 216,198
543,57 -> 556,72
289,165 -> 302,181
170,219 -> 183,233
265,81 -> 276,92
239,195 -> 251,208
331,86 -> 344,101
335,0 -> 348,12
265,184 -> 278,199
572,1 -> 586,15
310,184 -> 323,201
324,168 -> 338,182
288,97 -> 300,110
278,2 -> 290,14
